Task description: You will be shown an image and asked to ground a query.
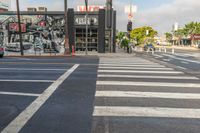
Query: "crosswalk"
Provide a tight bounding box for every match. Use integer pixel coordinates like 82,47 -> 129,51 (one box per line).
92,57 -> 200,132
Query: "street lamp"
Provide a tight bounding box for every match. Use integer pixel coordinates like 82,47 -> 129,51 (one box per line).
85,0 -> 88,55
16,0 -> 24,56
64,0 -> 70,55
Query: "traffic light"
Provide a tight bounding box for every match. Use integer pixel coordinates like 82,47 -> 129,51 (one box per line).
127,21 -> 132,31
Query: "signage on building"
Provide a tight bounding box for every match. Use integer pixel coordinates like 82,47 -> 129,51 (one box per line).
74,15 -> 98,26
9,23 -> 26,33
77,5 -> 104,12
192,34 -> 200,40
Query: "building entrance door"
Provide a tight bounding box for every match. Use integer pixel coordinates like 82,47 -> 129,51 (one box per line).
75,28 -> 98,52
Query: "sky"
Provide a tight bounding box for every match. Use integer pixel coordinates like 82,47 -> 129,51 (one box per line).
10,0 -> 200,35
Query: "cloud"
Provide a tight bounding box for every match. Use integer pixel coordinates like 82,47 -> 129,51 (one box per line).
134,0 -> 200,34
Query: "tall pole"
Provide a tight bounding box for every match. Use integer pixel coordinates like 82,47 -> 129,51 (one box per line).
85,0 -> 88,55
16,0 -> 24,56
64,0 -> 70,55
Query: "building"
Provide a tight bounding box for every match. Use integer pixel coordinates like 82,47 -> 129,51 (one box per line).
0,0 -> 10,12
0,7 -> 116,54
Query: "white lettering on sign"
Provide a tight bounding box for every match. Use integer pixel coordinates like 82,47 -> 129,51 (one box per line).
75,16 -> 98,25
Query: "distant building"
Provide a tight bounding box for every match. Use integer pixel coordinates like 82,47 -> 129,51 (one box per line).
27,8 -> 37,12
0,0 -> 10,12
38,7 -> 47,12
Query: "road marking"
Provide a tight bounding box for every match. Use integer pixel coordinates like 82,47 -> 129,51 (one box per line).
93,106 -> 200,118
162,59 -> 171,62
99,67 -> 173,70
96,91 -> 200,99
100,61 -> 158,65
176,66 -> 187,70
2,64 -> 79,133
0,68 -> 67,71
181,61 -> 189,64
97,81 -> 200,88
99,64 -> 165,67
98,70 -> 183,74
153,54 -> 163,58
163,54 -> 200,64
98,74 -> 199,80
0,91 -> 40,97
0,80 -> 55,83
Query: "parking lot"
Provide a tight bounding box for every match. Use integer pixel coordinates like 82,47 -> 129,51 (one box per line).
0,56 -> 98,133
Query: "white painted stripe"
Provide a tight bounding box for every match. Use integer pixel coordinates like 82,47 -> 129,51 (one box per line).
153,54 -> 163,58
100,62 -> 158,65
0,80 -> 55,83
0,68 -> 67,71
98,70 -> 183,74
93,106 -> 200,118
0,91 -> 40,97
99,64 -> 166,67
162,59 -> 170,62
2,64 -> 79,133
163,54 -> 200,64
176,66 -> 187,70
99,66 -> 173,70
97,81 -> 200,88
181,61 -> 189,64
95,91 -> 200,99
98,74 -> 199,80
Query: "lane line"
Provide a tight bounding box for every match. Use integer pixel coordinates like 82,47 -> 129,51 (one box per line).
98,70 -> 183,74
0,68 -> 67,71
153,54 -> 163,58
181,61 -> 189,64
93,106 -> 200,118
2,64 -> 80,133
95,91 -> 200,99
99,67 -> 173,70
0,91 -> 40,97
99,64 -> 165,67
0,80 -> 55,83
163,54 -> 200,64
97,81 -> 200,88
176,66 -> 187,70
98,74 -> 199,80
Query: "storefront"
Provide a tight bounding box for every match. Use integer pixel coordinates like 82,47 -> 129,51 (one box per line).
0,8 -> 116,54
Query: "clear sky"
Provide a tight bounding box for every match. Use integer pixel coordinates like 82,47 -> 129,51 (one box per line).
10,0 -> 200,35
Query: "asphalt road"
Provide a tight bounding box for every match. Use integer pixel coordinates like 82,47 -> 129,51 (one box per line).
0,56 -> 98,133
1,52 -> 200,133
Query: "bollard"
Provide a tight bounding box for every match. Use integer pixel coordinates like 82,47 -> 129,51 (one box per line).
172,48 -> 175,54
165,48 -> 167,53
152,49 -> 154,55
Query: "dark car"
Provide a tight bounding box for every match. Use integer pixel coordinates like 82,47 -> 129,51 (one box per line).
144,44 -> 156,51
0,45 -> 4,58
198,44 -> 200,49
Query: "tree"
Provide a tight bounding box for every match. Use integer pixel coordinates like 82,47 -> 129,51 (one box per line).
130,26 -> 158,45
165,32 -> 173,42
120,36 -> 130,48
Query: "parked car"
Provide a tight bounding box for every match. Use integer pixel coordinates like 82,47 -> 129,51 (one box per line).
143,44 -> 156,51
0,45 -> 4,58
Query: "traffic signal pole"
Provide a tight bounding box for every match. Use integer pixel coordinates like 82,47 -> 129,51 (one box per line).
64,0 -> 70,55
16,0 -> 24,56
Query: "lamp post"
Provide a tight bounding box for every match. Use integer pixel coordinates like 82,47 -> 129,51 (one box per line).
16,0 -> 24,56
85,0 -> 88,55
64,0 -> 70,55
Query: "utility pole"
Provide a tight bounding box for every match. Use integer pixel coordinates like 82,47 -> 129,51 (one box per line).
64,0 -> 70,54
85,0 -> 88,55
16,0 -> 24,56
